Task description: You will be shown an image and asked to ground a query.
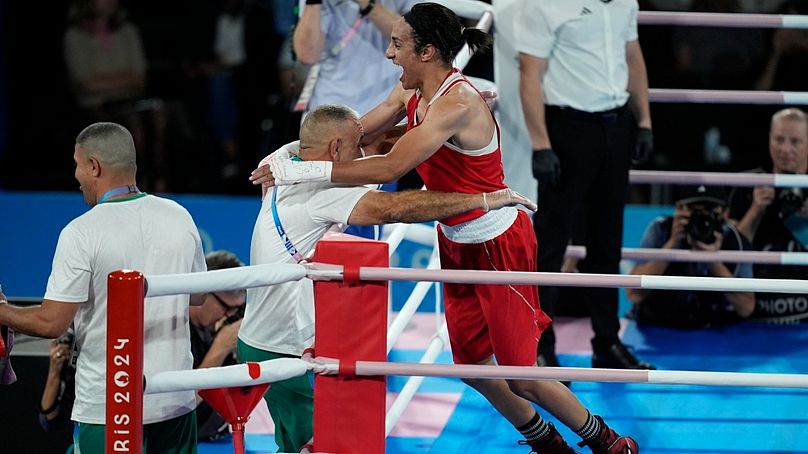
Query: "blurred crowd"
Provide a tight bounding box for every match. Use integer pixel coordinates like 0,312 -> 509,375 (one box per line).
0,0 -> 806,199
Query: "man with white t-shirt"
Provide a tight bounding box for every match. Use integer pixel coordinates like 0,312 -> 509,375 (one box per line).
0,122 -> 205,453
239,104 -> 536,452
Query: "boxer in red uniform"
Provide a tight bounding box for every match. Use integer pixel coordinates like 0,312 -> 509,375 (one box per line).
252,4 -> 639,453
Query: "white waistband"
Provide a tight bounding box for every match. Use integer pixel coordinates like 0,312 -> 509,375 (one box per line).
439,207 -> 518,244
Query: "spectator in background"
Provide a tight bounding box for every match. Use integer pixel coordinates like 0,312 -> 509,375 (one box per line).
672,0 -> 766,89
206,0 -> 250,182
729,108 -> 808,323
756,0 -> 808,91
190,250 -> 246,442
64,0 -> 169,191
627,186 -> 755,328
38,329 -> 77,454
517,0 -> 656,371
292,0 -> 420,117
271,0 -> 310,146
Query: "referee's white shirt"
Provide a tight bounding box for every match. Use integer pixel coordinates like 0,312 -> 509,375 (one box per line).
515,0 -> 639,113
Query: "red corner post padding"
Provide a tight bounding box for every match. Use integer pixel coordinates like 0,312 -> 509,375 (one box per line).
313,237 -> 388,454
106,271 -> 145,454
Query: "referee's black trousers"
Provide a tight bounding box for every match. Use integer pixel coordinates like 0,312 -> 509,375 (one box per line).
534,104 -> 635,355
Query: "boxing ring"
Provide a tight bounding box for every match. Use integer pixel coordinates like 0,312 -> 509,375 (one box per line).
99,3 -> 808,454
107,239 -> 808,454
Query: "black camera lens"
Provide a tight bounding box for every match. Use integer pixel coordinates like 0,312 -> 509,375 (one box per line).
688,211 -> 721,244
777,187 -> 804,219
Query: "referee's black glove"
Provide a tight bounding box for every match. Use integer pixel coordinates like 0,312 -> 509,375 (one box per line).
532,148 -> 561,190
633,127 -> 654,166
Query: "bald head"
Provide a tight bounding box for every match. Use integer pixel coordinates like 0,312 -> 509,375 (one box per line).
299,105 -> 364,162
75,122 -> 137,174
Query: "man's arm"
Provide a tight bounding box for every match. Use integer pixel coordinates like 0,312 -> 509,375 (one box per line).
355,0 -> 401,38
347,188 -> 536,225
293,4 -> 326,65
706,260 -> 755,317
736,186 -> 775,242
626,40 -> 652,129
626,217 -> 686,303
196,320 -> 240,369
518,53 -> 551,150
0,299 -> 79,338
332,97 -> 470,184
359,83 -> 409,145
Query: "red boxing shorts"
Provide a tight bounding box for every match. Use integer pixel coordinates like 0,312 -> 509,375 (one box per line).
437,210 -> 552,366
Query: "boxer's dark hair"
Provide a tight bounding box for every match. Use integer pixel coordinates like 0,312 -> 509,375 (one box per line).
403,2 -> 492,64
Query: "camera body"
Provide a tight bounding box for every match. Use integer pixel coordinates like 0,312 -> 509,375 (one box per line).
56,330 -> 75,346
221,304 -> 245,327
777,187 -> 805,219
687,209 -> 723,244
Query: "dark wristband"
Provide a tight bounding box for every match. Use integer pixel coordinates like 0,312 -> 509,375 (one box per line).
40,399 -> 61,415
305,0 -> 322,5
359,0 -> 376,16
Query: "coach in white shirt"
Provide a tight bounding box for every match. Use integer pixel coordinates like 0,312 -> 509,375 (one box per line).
516,0 -> 655,372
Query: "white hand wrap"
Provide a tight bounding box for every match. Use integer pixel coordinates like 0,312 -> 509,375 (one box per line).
258,140 -> 299,168
270,158 -> 333,185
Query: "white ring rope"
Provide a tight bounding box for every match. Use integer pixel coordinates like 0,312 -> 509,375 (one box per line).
638,11 -> 808,29
342,361 -> 808,389
565,246 -> 808,266
354,266 -> 808,294
453,10 -> 494,74
145,263 -> 306,297
144,358 -> 308,394
143,265 -> 808,298
648,88 -> 808,105
143,356 -> 808,395
629,170 -> 802,187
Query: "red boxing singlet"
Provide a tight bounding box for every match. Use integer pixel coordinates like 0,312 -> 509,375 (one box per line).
407,68 -> 508,226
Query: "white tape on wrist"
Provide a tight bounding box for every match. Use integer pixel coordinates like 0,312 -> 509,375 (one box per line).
271,159 -> 333,185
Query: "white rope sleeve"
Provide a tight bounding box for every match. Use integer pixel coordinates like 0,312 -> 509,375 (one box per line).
145,358 -> 308,394
146,263 -> 307,297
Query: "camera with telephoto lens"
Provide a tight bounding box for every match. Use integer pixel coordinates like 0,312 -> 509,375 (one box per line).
777,187 -> 805,219
687,209 -> 722,244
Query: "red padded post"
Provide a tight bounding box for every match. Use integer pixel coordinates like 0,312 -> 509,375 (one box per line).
312,237 -> 388,454
106,270 -> 145,454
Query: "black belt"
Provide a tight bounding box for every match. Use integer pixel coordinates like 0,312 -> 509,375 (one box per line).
547,104 -> 628,125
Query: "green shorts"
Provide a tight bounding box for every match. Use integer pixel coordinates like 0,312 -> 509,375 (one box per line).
75,411 -> 197,454
238,339 -> 314,452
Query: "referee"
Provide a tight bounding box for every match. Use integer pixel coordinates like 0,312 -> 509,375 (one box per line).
516,0 -> 655,371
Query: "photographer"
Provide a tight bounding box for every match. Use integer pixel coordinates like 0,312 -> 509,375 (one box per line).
728,108 -> 808,324
627,186 -> 755,328
38,328 -> 76,453
190,250 -> 246,441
